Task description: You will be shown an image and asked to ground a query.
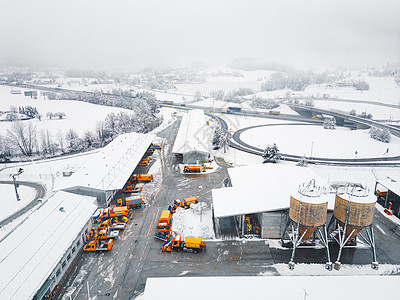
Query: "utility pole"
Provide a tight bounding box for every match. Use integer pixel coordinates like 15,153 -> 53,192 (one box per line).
11,168 -> 24,201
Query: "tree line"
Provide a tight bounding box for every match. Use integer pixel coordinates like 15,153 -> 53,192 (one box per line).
0,109 -> 160,162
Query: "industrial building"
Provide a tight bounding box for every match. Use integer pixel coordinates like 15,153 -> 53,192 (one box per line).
375,179 -> 400,218
57,131 -> 156,206
172,109 -> 213,164
0,191 -> 97,299
212,164 -> 335,239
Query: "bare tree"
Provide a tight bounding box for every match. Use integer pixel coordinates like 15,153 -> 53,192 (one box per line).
65,129 -> 81,153
56,129 -> 64,153
7,121 -> 37,156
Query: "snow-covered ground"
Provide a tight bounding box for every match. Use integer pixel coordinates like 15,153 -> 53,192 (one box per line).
240,124 -> 400,159
171,205 -> 215,239
0,183 -> 36,221
0,85 -> 132,136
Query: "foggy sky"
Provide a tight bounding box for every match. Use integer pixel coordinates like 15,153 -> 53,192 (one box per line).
1,0 -> 399,71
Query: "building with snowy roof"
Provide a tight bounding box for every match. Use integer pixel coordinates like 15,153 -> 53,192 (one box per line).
140,275 -> 399,300
0,191 -> 97,300
172,109 -> 213,164
57,132 -> 156,206
212,164 -> 335,238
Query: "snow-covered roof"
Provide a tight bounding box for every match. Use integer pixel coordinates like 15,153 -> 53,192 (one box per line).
142,275 -> 398,300
172,109 -> 212,155
212,164 -> 335,218
58,132 -> 155,191
376,180 -> 400,196
0,191 -> 97,300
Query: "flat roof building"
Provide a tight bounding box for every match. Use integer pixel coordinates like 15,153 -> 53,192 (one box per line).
0,191 -> 97,299
172,109 -> 213,164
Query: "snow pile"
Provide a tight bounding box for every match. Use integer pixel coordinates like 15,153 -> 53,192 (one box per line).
171,204 -> 215,239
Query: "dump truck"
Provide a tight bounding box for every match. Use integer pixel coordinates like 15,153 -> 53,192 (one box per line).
157,210 -> 172,232
162,235 -> 206,253
125,195 -> 144,209
173,196 -> 198,210
132,174 -> 153,182
83,238 -> 114,252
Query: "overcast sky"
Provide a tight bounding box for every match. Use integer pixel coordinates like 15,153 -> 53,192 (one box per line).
0,0 -> 399,71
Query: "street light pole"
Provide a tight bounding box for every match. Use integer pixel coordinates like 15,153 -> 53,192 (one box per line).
11,168 -> 24,201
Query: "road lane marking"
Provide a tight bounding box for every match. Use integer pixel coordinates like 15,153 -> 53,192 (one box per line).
375,224 -> 386,235
123,213 -> 156,238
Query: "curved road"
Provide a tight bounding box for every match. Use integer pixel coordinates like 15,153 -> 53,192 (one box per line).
215,116 -> 400,167
0,181 -> 46,227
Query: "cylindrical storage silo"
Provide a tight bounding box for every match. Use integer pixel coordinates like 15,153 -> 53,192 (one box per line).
334,185 -> 376,239
289,181 -> 329,240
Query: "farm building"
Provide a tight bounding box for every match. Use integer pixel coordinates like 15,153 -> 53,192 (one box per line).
212,164 -> 336,239
56,131 -> 155,206
0,191 -> 97,299
172,109 -> 213,164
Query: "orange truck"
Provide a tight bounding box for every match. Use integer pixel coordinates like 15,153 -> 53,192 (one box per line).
102,206 -> 130,219
132,174 -> 153,182
183,165 -> 209,173
83,237 -> 114,252
173,196 -> 198,210
162,235 -> 206,253
124,195 -> 144,209
157,210 -> 172,232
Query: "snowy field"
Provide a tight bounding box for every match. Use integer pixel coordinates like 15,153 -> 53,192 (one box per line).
312,99 -> 400,121
240,124 -> 400,159
302,76 -> 400,105
0,183 -> 36,221
0,85 -> 132,136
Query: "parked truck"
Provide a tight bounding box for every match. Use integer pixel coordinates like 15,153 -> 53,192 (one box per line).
100,206 -> 130,221
124,195 -> 144,209
98,228 -> 119,240
173,196 -> 198,210
183,165 -> 204,173
83,237 -> 114,252
162,235 -> 206,253
157,210 -> 172,232
132,174 -> 153,182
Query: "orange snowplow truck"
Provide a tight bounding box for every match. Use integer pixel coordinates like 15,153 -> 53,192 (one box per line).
183,165 -> 205,173
83,237 -> 114,252
173,196 -> 198,210
162,235 -> 206,253
157,210 -> 172,232
132,174 -> 153,182
102,206 -> 130,219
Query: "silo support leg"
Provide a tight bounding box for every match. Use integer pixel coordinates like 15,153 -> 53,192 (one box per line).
316,225 -> 332,271
280,219 -> 292,245
360,225 -> 378,270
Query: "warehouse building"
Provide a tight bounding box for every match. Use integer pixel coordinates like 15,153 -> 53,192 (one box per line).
0,191 -> 97,299
57,132 -> 156,206
172,109 -> 213,164
212,164 -> 335,238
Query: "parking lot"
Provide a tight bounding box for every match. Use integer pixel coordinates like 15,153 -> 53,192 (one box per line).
56,120 -> 400,300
